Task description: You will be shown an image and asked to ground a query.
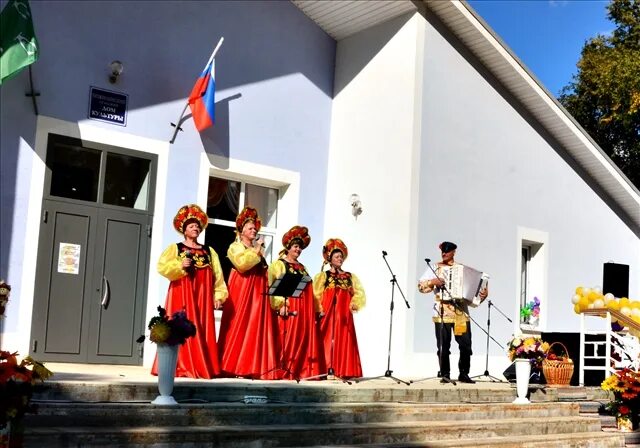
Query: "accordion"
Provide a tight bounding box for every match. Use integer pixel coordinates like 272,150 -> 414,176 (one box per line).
440,264 -> 489,307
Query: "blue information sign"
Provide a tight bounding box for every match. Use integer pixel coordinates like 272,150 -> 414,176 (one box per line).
88,87 -> 128,126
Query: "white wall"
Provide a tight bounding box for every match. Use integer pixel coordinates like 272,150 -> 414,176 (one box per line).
412,13 -> 640,377
0,1 -> 336,359
324,13 -> 425,376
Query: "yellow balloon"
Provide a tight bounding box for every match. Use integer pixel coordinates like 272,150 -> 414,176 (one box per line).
573,304 -> 581,314
632,315 -> 640,324
630,301 -> 640,309
607,300 -> 620,311
578,297 -> 589,309
619,297 -> 630,307
575,286 -> 584,296
588,291 -> 602,302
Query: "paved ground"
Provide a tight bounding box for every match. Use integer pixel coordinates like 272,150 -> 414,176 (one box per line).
44,362 -> 517,390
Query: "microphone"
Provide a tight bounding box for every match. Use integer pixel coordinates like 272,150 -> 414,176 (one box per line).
382,250 -> 388,256
425,258 -> 431,263
184,250 -> 195,276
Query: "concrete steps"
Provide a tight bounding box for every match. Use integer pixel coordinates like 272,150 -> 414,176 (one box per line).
21,416 -> 617,448
20,380 -> 628,447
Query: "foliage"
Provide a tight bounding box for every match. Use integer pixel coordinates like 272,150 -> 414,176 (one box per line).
507,335 -> 549,366
142,306 -> 196,346
559,0 -> 640,188
601,368 -> 640,421
0,351 -> 52,430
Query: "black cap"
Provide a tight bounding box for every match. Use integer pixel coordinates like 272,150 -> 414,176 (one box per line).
439,241 -> 457,253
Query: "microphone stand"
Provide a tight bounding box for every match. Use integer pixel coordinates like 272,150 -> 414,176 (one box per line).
471,299 -> 511,382
355,250 -> 410,386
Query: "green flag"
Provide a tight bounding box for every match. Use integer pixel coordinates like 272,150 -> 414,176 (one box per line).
0,0 -> 39,85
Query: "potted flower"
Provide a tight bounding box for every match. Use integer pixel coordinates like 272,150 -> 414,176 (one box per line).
507,335 -> 549,404
1,351 -> 52,446
139,306 -> 196,405
601,368 -> 640,431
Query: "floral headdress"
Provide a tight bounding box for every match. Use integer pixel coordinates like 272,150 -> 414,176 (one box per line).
235,206 -> 262,233
281,225 -> 310,256
172,204 -> 208,234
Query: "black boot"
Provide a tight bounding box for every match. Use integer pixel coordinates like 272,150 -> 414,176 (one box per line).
458,374 -> 475,384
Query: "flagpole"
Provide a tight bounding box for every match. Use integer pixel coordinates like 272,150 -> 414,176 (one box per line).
169,37 -> 224,144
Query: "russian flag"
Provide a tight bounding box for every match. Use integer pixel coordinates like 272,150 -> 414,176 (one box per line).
188,59 -> 215,131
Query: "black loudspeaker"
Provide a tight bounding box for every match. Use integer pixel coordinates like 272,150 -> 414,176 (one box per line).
603,262 -> 629,298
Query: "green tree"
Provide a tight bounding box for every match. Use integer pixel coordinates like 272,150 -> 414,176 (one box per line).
559,0 -> 640,188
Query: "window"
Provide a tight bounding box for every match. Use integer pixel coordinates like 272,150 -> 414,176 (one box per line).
517,228 -> 548,331
204,176 -> 279,281
45,133 -> 154,211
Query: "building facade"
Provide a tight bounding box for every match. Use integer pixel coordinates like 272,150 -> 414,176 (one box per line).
1,0 -> 638,378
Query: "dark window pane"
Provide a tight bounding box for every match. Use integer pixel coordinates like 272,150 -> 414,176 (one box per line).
47,140 -> 100,202
204,224 -> 237,282
207,178 -> 240,221
245,184 -> 278,228
103,153 -> 151,210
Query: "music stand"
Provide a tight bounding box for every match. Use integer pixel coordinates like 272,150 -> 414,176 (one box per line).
354,251 -> 410,386
259,272 -> 311,382
303,283 -> 352,384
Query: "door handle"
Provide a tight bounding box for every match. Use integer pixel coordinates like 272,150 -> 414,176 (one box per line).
101,276 -> 110,310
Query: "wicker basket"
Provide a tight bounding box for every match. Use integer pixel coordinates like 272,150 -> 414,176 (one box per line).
542,342 -> 574,386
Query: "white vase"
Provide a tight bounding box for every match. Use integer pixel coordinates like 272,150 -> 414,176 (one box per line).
151,343 -> 179,406
513,358 -> 531,404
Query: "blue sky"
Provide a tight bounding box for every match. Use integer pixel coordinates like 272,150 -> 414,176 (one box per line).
467,0 -> 614,97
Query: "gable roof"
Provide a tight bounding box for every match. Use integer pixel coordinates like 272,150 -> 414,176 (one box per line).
292,0 -> 640,235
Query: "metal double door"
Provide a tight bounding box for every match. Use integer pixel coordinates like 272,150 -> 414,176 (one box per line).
31,199 -> 151,365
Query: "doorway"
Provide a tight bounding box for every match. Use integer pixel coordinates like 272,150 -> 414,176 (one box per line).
30,134 -> 156,365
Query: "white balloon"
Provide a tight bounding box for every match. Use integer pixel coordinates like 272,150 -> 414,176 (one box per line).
592,286 -> 602,294
593,299 -> 605,308
604,293 -> 614,304
583,288 -> 592,297
571,295 -> 580,304
621,306 -> 632,316
632,308 -> 640,317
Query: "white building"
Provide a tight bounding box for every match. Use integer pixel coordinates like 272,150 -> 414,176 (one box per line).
1,0 -> 638,379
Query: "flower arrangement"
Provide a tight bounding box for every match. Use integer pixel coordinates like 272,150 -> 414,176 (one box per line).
0,351 -> 52,430
141,306 -> 196,346
507,335 -> 549,366
601,368 -> 640,431
520,297 -> 540,325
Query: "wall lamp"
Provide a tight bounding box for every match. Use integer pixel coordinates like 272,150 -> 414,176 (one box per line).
350,193 -> 363,219
109,60 -> 124,84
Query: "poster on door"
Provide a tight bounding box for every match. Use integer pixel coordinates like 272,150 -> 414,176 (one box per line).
57,243 -> 81,275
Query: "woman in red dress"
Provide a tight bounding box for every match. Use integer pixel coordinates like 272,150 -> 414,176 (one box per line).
218,206 -> 280,379
268,226 -> 326,380
313,238 -> 366,378
152,204 -> 228,379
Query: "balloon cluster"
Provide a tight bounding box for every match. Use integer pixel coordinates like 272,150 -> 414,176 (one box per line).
571,286 -> 640,336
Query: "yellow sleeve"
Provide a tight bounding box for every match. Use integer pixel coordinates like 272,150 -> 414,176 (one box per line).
312,272 -> 327,302
227,240 -> 261,273
350,273 -> 366,311
209,248 -> 229,303
267,259 -> 286,310
157,244 -> 187,281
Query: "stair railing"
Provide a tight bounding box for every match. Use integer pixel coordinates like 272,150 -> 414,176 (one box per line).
579,308 -> 640,386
